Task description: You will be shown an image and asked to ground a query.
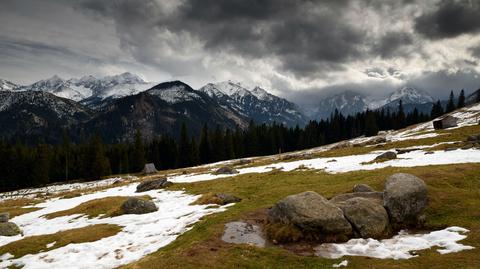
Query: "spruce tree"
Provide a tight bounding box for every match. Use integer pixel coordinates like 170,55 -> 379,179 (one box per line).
430,100 -> 444,119
457,89 -> 465,108
446,90 -> 456,113
364,111 -> 378,137
396,100 -> 406,129
131,130 -> 145,172
32,144 -> 51,186
199,124 -> 212,164
177,123 -> 192,168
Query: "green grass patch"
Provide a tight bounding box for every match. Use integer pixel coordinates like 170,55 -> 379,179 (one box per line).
43,195 -> 152,219
120,163 -> 480,269
0,224 -> 122,259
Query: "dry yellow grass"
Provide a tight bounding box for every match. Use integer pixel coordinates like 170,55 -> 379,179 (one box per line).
0,224 -> 122,258
44,195 -> 152,219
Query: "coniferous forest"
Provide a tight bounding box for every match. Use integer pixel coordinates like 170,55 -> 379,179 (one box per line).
0,100 -> 458,192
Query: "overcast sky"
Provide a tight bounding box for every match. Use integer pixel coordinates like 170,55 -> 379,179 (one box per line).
1,0 -> 480,105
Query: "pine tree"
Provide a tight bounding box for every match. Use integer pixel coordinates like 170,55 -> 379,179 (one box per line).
131,130 -> 145,172
430,100 -> 444,119
446,90 -> 456,113
476,89 -> 480,103
32,144 -> 51,186
396,100 -> 406,129
88,135 -> 111,180
177,123 -> 192,168
199,124 -> 211,164
364,111 -> 378,136
457,89 -> 465,108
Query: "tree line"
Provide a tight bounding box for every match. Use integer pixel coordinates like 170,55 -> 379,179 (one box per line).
0,91 -> 468,192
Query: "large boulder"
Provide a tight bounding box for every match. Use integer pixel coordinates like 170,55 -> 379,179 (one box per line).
214,166 -> 239,175
121,197 -> 158,215
338,197 -> 389,238
330,192 -> 383,205
383,173 -> 428,225
0,222 -> 21,236
353,184 -> 374,193
268,191 -> 352,235
136,178 -> 172,192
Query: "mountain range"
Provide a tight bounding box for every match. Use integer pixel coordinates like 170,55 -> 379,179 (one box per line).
1,72 -> 475,143
0,74 -> 307,143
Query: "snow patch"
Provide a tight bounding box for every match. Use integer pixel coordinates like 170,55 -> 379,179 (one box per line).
0,184 -> 229,269
315,227 -> 474,260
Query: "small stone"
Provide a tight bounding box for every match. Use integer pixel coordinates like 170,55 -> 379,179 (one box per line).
424,151 -> 435,155
214,166 -> 239,175
353,184 -> 374,193
0,212 -> 9,223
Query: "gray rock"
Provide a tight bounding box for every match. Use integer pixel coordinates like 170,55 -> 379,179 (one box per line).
396,148 -> 419,154
215,193 -> 242,204
268,191 -> 352,235
461,143 -> 474,150
121,197 -> 158,215
0,212 -> 9,223
444,147 -> 457,152
214,166 -> 239,175
353,184 -> 374,193
330,192 -> 383,205
0,222 -> 21,236
374,151 -> 397,161
466,134 -> 480,142
136,178 -> 172,192
233,159 -> 252,166
338,197 -> 389,238
383,173 -> 428,225
424,151 -> 435,155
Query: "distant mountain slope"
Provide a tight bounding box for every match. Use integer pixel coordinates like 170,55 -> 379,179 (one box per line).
0,79 -> 18,91
315,87 -> 436,119
85,81 -> 248,143
315,91 -> 368,120
0,91 -> 92,143
199,81 -> 307,127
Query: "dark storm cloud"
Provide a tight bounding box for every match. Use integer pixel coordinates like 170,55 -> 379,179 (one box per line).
76,0 -> 366,77
372,31 -> 413,58
414,0 -> 480,39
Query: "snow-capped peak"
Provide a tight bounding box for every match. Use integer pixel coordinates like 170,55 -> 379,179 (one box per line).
0,79 -> 18,91
387,87 -> 434,104
251,86 -> 273,101
212,81 -> 251,97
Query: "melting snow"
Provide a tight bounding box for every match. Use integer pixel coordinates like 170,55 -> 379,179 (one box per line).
168,148 -> 480,183
0,184 -> 229,269
315,227 -> 474,260
332,260 -> 349,267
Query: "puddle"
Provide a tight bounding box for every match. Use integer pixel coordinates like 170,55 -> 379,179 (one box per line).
221,221 -> 267,247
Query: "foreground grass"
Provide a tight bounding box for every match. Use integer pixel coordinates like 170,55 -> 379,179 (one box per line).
0,224 -> 121,258
122,163 -> 480,269
44,195 -> 152,219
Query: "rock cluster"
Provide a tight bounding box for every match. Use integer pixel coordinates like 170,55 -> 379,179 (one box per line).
0,212 -> 22,236
136,178 -> 173,192
267,173 -> 428,243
